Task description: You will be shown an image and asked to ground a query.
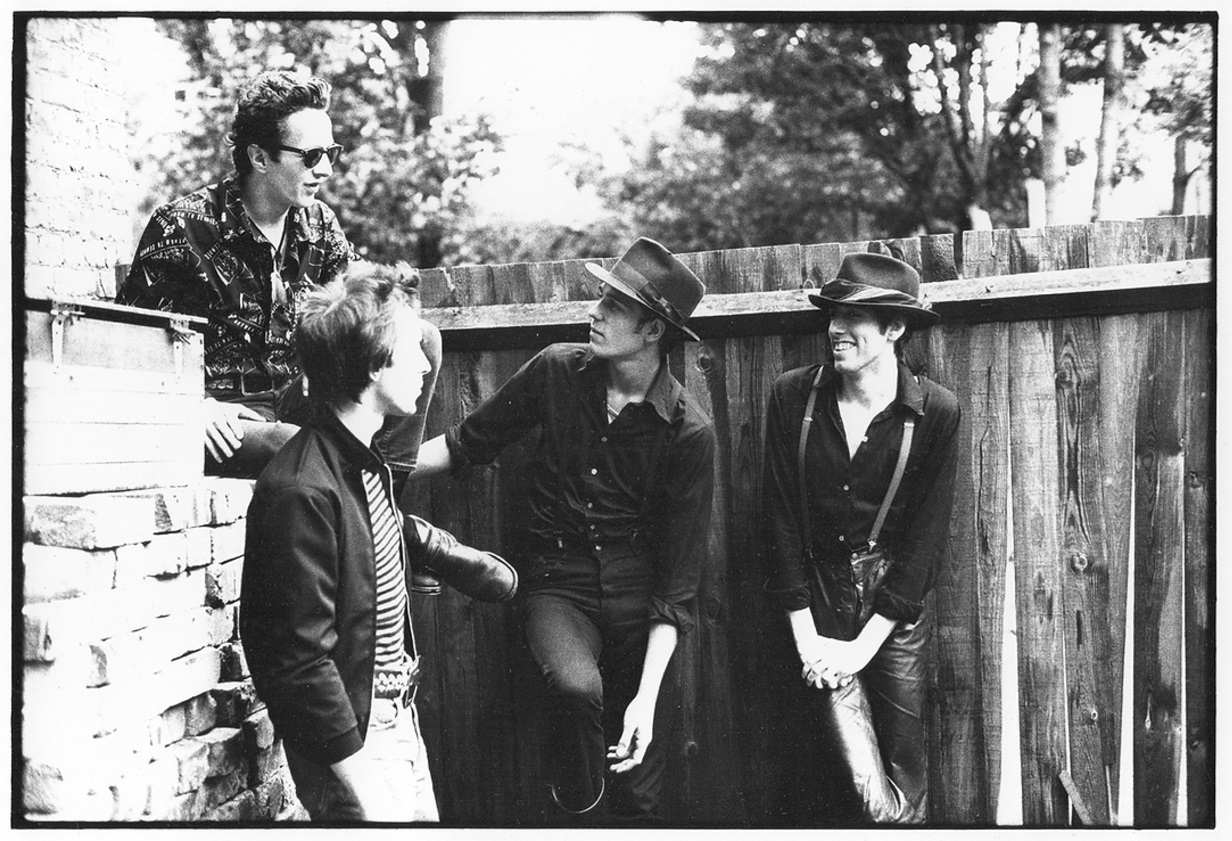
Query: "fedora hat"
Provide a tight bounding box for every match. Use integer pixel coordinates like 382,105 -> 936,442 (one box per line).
585,237 -> 705,341
808,252 -> 938,327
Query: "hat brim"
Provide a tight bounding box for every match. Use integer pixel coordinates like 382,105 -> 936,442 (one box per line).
807,292 -> 940,327
586,262 -> 700,341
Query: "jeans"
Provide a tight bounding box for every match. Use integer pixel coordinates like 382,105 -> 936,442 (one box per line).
521,542 -> 669,822
807,609 -> 931,824
284,694 -> 439,823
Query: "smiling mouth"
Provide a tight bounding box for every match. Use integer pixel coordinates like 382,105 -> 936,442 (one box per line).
832,340 -> 855,352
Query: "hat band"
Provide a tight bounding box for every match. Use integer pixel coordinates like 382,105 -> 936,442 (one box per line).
613,263 -> 683,323
821,278 -> 931,310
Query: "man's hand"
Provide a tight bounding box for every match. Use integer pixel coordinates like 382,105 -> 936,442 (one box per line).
202,398 -> 264,463
607,694 -> 656,774
331,750 -> 400,821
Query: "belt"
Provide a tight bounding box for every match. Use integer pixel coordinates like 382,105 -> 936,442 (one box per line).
374,656 -> 422,701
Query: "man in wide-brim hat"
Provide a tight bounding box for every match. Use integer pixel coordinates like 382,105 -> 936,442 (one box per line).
414,237 -> 716,824
761,250 -> 960,824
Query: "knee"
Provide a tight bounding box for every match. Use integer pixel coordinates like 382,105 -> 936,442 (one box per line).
542,663 -> 602,712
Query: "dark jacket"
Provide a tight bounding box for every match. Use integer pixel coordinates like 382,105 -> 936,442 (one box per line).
240,412 -> 406,765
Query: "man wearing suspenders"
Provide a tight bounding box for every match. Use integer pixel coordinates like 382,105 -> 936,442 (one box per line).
762,252 -> 961,824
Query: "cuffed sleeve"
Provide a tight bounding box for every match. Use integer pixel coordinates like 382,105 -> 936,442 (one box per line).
761,370 -> 814,612
873,391 -> 961,623
647,414 -> 715,636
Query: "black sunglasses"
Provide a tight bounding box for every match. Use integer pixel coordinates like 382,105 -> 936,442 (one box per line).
271,143 -> 343,168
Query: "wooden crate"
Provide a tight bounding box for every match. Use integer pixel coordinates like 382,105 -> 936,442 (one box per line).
23,298 -> 207,495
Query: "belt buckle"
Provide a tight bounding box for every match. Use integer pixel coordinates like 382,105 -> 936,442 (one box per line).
402,657 -> 422,705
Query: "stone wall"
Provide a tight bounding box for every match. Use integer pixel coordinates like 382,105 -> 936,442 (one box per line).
19,16 -> 302,823
21,482 -> 301,821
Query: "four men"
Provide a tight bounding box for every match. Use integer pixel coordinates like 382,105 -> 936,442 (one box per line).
121,69 -> 962,826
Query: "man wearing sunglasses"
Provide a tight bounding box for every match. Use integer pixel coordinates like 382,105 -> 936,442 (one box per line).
118,70 -> 440,487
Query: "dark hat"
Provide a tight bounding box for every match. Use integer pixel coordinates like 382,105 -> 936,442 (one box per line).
808,252 -> 939,327
585,237 -> 705,341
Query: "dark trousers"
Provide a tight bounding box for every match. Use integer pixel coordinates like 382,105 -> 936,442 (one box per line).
807,609 -> 931,824
521,543 -> 669,823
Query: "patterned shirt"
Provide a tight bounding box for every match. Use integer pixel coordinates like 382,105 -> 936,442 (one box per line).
117,173 -> 354,401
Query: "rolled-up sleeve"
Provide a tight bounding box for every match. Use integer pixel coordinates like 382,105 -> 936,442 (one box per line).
648,416 -> 715,635
873,392 -> 961,621
240,486 -> 363,765
761,373 -> 812,612
444,350 -> 548,471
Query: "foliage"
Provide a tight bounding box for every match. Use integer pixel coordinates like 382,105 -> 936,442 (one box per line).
589,22 -> 1041,253
142,18 -> 500,268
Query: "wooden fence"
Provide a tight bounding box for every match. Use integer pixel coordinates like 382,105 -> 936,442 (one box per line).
401,215 -> 1213,827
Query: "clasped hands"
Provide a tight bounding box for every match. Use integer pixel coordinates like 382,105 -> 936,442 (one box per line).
796,634 -> 872,690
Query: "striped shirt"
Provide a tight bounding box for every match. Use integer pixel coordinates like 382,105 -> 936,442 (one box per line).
362,465 -> 410,675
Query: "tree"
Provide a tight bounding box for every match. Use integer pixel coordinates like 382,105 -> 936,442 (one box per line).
141,18 -> 500,269
1037,22 -> 1065,226
595,22 -> 1043,255
1091,24 -> 1125,220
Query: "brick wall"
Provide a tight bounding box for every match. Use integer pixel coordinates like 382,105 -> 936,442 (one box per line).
24,17 -> 134,300
20,20 -> 303,821
21,481 -> 306,822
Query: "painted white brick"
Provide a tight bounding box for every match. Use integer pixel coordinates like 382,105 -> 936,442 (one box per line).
87,608 -> 211,687
210,520 -> 248,563
201,478 -> 256,525
100,485 -> 206,533
205,557 -> 242,607
22,543 -> 116,603
24,494 -> 155,549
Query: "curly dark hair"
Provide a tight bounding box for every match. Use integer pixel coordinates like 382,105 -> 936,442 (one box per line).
227,71 -> 331,180
295,261 -> 422,412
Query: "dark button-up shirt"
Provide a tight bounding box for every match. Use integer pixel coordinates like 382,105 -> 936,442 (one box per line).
763,362 -> 960,623
117,173 -> 354,401
241,412 -> 409,766
444,343 -> 715,634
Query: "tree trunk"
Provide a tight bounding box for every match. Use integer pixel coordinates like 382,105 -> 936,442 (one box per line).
1171,136 -> 1190,215
1038,24 -> 1065,226
1091,24 -> 1125,221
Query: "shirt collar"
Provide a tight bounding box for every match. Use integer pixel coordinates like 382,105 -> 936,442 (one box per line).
819,360 -> 925,417
318,410 -> 388,472
578,351 -> 682,424
219,171 -> 310,245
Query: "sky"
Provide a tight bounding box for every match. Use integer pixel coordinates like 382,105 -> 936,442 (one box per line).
440,15 -> 703,223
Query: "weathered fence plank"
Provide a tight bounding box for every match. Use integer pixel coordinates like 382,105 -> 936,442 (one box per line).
1182,307 -> 1213,827
1132,310 -> 1187,826
1008,319 -> 1068,825
924,321 -> 988,823
1055,315 -> 1133,825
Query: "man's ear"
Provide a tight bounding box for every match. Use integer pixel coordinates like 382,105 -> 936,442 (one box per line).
885,317 -> 907,343
247,143 -> 270,173
641,316 -> 667,344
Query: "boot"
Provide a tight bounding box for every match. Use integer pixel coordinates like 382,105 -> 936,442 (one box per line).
404,514 -> 518,603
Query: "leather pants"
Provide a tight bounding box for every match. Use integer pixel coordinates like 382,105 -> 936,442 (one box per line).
809,609 -> 931,824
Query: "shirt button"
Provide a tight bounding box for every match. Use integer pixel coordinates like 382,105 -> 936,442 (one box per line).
838,535 -> 845,543
851,552 -> 859,560
595,545 -> 602,552
586,502 -> 593,509
842,484 -> 850,492
601,436 -> 608,443
862,436 -> 869,442
590,468 -> 598,475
